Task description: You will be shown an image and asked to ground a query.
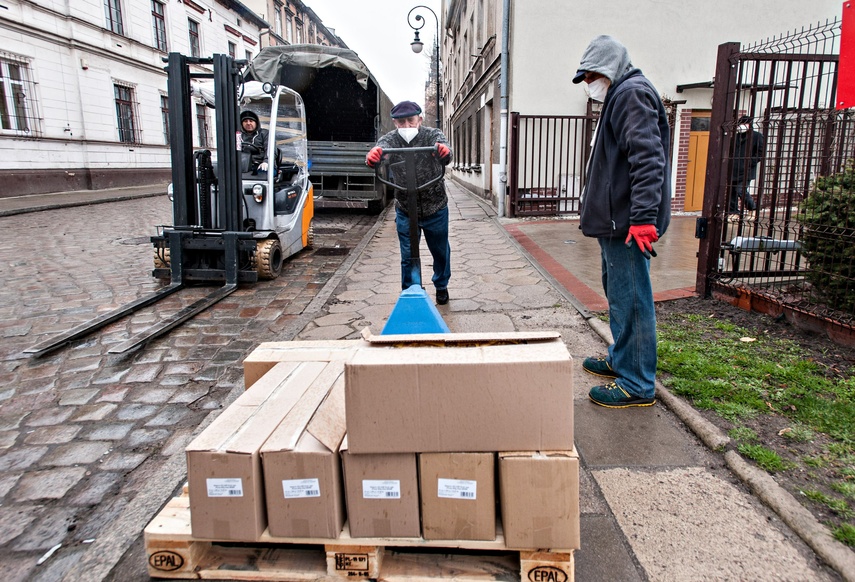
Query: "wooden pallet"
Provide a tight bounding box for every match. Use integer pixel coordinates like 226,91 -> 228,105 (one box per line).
145,494 -> 574,581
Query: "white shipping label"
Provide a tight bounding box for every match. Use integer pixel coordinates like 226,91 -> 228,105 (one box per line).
437,478 -> 477,500
206,478 -> 244,498
282,478 -> 321,499
362,479 -> 401,499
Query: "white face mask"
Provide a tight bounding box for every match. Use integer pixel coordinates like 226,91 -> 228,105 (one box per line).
584,77 -> 610,102
398,127 -> 419,143
737,124 -> 749,133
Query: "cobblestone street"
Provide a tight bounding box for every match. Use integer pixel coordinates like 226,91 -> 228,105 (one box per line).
0,196 -> 378,581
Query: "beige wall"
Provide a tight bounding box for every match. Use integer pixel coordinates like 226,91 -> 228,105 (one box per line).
510,0 -> 843,116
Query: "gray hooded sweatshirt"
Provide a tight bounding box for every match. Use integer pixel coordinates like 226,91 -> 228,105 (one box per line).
578,35 -> 671,239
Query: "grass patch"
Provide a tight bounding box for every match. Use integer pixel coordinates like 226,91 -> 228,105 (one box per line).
658,316 -> 855,444
833,523 -> 855,547
831,481 -> 855,499
737,444 -> 791,472
801,489 -> 854,519
729,426 -> 758,442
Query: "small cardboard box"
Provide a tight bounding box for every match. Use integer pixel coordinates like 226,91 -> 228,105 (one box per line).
345,331 -> 573,453
419,452 -> 496,541
340,436 -> 420,538
186,360 -> 338,541
498,450 -> 580,550
261,369 -> 348,539
244,339 -> 364,389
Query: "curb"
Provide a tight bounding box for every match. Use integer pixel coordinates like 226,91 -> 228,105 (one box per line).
0,191 -> 164,217
570,241 -> 855,582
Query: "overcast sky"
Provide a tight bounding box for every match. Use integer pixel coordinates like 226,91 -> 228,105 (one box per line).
304,0 -> 442,109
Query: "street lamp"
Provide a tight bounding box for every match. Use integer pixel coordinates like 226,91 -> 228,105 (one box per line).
407,5 -> 441,129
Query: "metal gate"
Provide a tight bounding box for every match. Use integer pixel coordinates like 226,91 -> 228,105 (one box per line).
697,18 -> 855,332
508,113 -> 594,217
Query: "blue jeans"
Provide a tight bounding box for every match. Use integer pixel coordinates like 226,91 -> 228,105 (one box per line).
396,206 -> 451,290
599,237 -> 657,398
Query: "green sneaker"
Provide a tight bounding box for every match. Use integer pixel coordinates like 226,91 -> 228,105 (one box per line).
582,356 -> 618,378
589,382 -> 655,408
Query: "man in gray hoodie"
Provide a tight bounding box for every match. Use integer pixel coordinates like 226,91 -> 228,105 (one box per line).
573,35 -> 671,408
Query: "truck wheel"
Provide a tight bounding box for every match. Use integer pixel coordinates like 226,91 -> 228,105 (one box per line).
306,221 -> 314,248
256,238 -> 283,279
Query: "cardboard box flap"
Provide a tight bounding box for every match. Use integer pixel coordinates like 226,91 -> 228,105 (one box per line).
306,375 -> 346,452
349,340 -> 570,366
186,404 -> 259,453
361,327 -> 560,345
259,361 -> 344,454
245,339 -> 364,360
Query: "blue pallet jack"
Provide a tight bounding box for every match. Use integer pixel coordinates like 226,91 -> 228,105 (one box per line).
374,146 -> 450,335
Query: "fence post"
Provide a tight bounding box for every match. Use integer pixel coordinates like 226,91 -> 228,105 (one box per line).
696,42 -> 740,297
508,111 -> 520,218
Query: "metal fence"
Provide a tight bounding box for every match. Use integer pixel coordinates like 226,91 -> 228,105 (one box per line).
507,113 -> 594,217
697,17 -> 855,332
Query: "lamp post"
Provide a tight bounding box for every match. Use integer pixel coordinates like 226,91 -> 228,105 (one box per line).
407,5 -> 441,129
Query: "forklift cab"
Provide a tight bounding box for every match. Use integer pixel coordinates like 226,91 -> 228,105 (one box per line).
238,81 -> 312,245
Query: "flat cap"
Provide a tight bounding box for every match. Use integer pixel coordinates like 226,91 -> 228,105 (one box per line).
391,100 -> 422,119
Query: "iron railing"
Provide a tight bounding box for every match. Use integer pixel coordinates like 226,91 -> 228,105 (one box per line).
697,17 -> 855,332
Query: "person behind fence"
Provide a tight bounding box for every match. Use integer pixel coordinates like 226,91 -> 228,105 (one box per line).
239,110 -> 269,173
728,115 -> 765,214
365,100 -> 453,306
572,35 -> 671,408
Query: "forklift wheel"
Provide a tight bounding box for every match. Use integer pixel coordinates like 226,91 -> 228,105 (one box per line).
256,238 -> 283,279
306,222 -> 314,248
153,245 -> 170,269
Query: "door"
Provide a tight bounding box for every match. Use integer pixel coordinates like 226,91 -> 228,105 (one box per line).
684,113 -> 710,211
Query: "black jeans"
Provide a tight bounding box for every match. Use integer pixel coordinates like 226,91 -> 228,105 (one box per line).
728,182 -> 756,213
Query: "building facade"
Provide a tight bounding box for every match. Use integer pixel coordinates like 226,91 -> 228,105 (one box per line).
0,0 -> 267,196
241,0 -> 345,49
439,0 -> 843,216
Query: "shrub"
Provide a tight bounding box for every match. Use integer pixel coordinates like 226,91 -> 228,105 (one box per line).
798,163 -> 855,315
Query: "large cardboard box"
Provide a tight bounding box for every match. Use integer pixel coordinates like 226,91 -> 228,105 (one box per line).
186,360 -> 339,541
345,331 -> 573,453
419,452 -> 496,541
244,339 -> 364,389
498,450 -> 580,550
340,436 -> 420,538
261,370 -> 348,539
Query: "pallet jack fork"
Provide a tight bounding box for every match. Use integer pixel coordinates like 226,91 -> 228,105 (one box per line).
26,53 -> 255,358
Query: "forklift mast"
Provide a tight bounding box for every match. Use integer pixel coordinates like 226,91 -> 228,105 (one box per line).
166,52 -> 243,231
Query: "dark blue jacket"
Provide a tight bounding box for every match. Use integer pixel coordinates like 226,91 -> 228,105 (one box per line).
580,69 -> 671,239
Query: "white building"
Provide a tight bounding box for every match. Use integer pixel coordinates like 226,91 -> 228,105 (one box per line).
440,0 -> 843,215
0,0 -> 267,196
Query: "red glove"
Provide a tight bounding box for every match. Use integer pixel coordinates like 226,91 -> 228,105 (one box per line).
435,143 -> 451,164
366,146 -> 383,167
625,224 -> 659,258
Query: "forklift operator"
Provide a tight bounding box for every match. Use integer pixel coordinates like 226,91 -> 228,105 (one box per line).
239,110 -> 269,173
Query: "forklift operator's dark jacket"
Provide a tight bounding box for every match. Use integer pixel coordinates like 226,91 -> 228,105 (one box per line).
376,126 -> 452,219
580,69 -> 671,240
241,128 -> 269,170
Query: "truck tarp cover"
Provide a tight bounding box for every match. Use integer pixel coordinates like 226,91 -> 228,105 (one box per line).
246,44 -> 370,90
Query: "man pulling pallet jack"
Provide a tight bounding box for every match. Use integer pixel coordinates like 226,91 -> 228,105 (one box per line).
366,101 -> 454,335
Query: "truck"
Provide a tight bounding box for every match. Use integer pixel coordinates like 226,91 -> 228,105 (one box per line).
246,44 -> 394,214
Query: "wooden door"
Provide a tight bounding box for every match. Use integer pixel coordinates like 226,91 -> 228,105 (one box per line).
684,113 -> 711,211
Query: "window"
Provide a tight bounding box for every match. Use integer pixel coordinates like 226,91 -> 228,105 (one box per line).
295,19 -> 303,44
152,1 -> 167,51
274,9 -> 282,38
196,103 -> 209,148
161,94 -> 169,145
228,41 -> 236,59
0,57 -> 36,135
114,84 -> 137,143
245,50 -> 253,62
188,19 -> 200,57
285,13 -> 293,43
104,0 -> 124,35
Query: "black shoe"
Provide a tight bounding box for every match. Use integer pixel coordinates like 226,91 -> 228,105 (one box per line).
436,289 -> 449,305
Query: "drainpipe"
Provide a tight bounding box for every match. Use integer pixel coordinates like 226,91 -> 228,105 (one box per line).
497,0 -> 510,217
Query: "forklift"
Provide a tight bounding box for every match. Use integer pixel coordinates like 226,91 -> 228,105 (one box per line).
26,53 -> 313,357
